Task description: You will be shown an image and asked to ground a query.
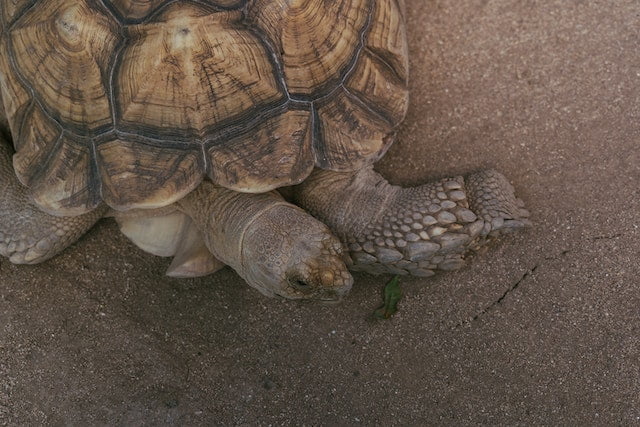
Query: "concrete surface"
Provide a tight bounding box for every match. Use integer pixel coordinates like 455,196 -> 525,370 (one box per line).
1,0 -> 639,424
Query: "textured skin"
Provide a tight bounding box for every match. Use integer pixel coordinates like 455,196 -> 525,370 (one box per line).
0,137 -> 106,264
178,180 -> 352,300
294,168 -> 530,277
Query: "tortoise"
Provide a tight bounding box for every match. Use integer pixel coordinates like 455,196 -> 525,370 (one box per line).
0,0 -> 529,300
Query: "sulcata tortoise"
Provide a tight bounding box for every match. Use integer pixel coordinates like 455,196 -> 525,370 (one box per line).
0,0 -> 529,300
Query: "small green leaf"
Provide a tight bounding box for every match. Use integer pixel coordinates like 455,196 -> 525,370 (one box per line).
374,275 -> 402,319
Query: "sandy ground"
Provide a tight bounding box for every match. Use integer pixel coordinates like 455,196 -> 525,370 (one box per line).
1,0 -> 639,424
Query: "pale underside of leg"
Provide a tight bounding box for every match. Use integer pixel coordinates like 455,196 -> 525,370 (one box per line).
114,208 -> 224,278
0,138 -> 105,264
294,167 -> 530,277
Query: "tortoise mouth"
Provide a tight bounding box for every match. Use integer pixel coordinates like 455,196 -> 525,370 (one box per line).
274,276 -> 348,301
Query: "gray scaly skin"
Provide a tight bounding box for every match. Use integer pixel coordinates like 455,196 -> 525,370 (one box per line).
293,168 -> 530,277
0,134 -> 352,300
0,139 -> 107,264
177,182 -> 353,300
0,132 -> 528,299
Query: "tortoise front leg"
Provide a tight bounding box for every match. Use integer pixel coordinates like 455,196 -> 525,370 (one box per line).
177,180 -> 353,300
0,137 -> 106,264
292,167 -> 530,277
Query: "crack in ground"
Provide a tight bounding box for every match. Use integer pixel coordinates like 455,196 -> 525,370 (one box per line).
484,265 -> 538,312
590,233 -> 623,241
459,265 -> 539,327
456,249 -> 571,328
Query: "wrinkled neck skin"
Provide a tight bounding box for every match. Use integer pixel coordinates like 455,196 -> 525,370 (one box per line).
177,179 -> 352,300
177,181 -> 287,277
293,167 -> 400,242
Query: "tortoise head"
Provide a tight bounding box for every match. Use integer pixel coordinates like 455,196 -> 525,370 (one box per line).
240,204 -> 354,301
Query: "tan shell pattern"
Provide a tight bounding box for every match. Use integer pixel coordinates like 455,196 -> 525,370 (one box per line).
0,0 -> 408,215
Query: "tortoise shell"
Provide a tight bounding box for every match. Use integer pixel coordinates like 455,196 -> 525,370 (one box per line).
0,0 -> 408,215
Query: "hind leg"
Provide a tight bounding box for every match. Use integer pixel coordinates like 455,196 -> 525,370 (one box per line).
0,137 -> 106,264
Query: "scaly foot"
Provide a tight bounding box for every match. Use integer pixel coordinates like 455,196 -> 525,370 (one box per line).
0,138 -> 105,264
293,167 -> 529,277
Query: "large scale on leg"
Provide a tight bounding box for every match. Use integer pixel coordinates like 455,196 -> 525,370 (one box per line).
0,0 -> 529,300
